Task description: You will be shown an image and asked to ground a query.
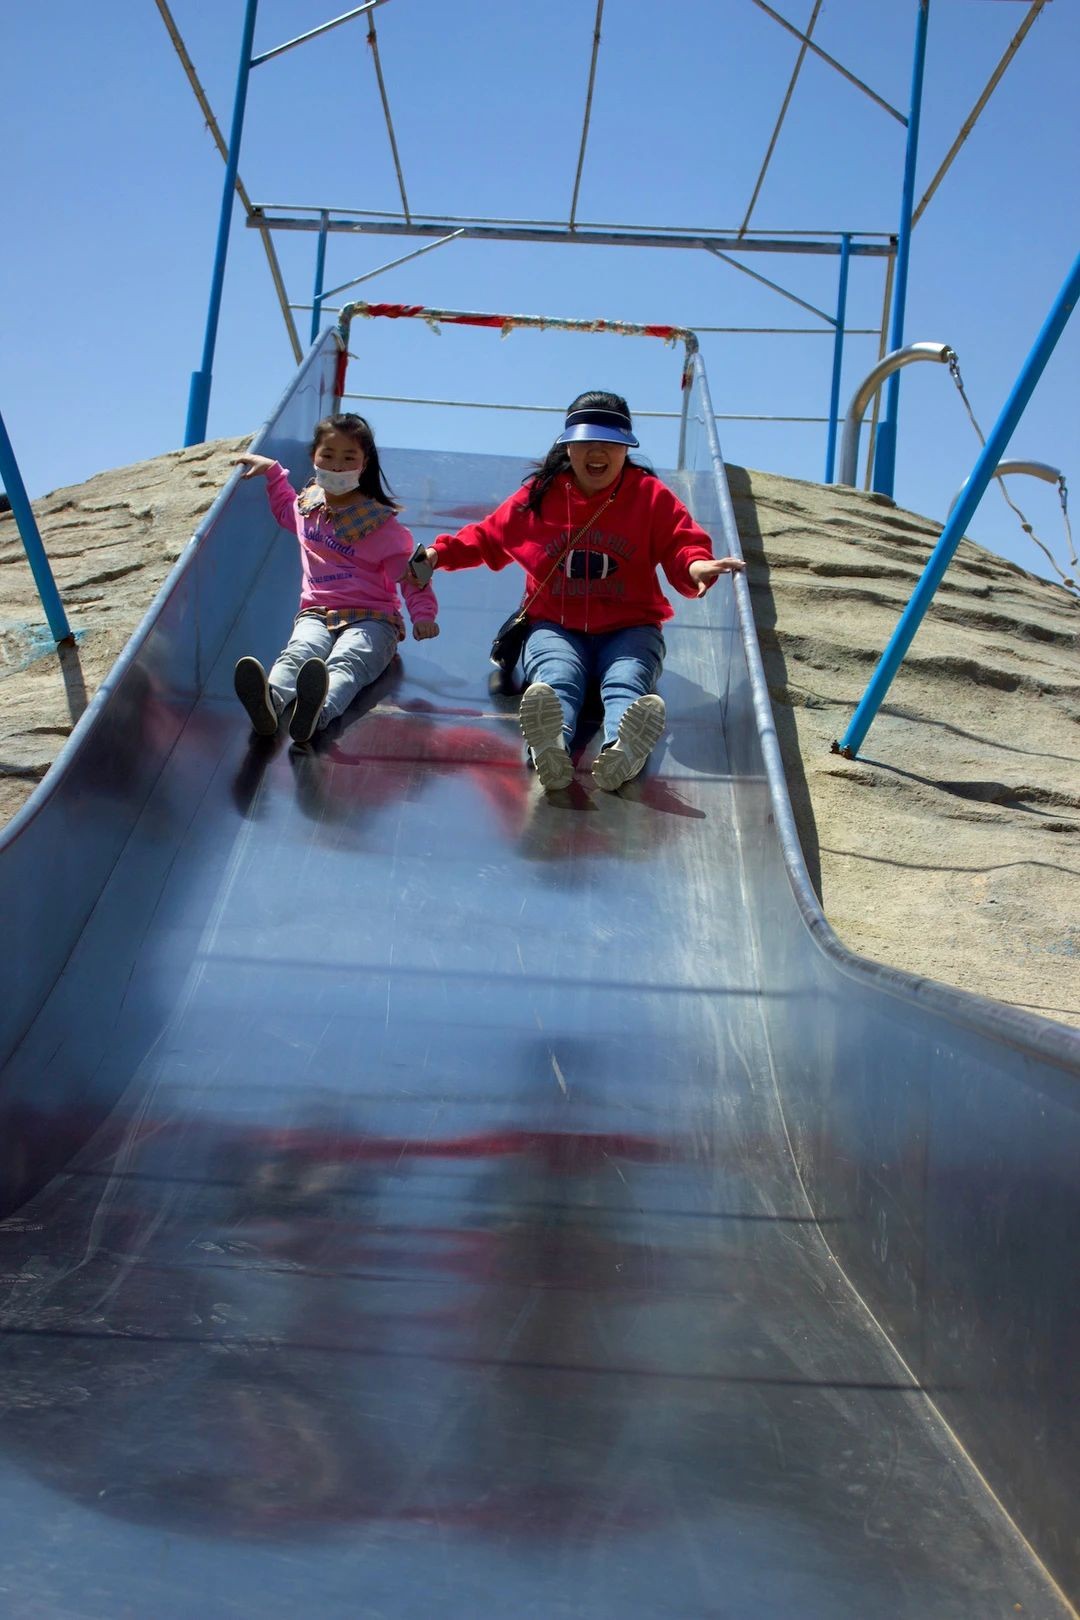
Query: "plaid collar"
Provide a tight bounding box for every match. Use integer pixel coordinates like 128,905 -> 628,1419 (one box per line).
297,482 -> 395,544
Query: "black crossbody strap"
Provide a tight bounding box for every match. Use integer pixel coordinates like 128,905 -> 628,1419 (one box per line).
517,485 -> 619,618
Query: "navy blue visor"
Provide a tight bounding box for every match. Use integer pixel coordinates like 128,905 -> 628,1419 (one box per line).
555,406 -> 638,448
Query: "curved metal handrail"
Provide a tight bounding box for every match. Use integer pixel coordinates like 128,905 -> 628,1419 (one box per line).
836,341 -> 953,487
948,457 -> 1063,516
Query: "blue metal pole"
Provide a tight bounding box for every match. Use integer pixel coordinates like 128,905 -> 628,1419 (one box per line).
184,0 -> 260,446
310,211 -> 330,344
0,407 -> 73,644
824,232 -> 851,483
872,0 -> 930,496
836,249 -> 1080,758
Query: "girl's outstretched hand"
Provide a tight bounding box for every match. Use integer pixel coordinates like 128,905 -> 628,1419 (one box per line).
234,453 -> 275,479
689,556 -> 745,596
413,620 -> 440,640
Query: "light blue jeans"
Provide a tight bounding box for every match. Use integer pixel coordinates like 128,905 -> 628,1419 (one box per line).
522,621 -> 665,746
269,614 -> 399,727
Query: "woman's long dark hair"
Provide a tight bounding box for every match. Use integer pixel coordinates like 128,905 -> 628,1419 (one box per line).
522,390 -> 653,515
310,413 -> 399,508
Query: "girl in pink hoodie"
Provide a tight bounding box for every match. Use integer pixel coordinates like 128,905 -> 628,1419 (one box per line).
233,413 -> 438,744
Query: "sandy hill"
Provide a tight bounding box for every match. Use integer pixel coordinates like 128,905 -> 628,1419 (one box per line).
1,439 -> 1077,1029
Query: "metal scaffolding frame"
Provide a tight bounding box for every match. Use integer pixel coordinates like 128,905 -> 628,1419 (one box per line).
162,0 -> 1053,495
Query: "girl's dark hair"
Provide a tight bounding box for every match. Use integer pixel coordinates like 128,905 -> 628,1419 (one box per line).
310,412 -> 399,508
522,390 -> 653,515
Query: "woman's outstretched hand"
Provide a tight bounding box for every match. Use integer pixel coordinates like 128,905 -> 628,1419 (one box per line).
413,620 -> 440,640
689,556 -> 745,596
234,453 -> 275,479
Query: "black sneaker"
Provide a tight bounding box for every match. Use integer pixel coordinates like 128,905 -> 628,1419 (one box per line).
289,658 -> 329,744
234,656 -> 278,737
518,681 -> 574,792
592,694 -> 666,791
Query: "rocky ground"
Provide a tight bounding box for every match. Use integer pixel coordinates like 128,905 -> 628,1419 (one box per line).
731,463 -> 1079,1028
0,437 -> 246,813
2,440 -> 1077,1029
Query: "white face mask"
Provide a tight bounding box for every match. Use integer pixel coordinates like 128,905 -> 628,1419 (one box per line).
313,466 -> 362,495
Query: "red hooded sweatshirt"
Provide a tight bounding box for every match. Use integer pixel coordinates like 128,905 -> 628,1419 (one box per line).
431,466 -> 715,635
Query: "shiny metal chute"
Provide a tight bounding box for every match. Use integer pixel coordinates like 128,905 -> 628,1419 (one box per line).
0,335 -> 1075,1616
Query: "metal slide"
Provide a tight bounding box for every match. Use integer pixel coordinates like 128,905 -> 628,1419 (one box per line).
1,335 -> 1076,1618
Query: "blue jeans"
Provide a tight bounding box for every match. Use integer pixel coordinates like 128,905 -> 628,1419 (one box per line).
269,614 -> 399,726
522,622 -> 665,746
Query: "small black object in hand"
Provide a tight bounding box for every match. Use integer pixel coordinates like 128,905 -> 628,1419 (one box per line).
408,542 -> 434,587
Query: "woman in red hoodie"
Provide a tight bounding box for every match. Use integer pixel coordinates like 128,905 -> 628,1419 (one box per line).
414,391 -> 744,793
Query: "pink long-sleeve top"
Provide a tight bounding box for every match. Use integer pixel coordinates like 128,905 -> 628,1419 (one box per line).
265,462 -> 437,628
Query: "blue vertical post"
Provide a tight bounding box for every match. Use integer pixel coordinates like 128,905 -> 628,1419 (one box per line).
310,211 -> 330,344
184,0 -> 260,446
0,407 -> 72,644
872,0 -> 930,496
824,232 -> 851,483
836,249 -> 1080,758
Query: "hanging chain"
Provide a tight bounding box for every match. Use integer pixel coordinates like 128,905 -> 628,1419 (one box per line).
1059,474 -> 1076,570
947,354 -> 1076,594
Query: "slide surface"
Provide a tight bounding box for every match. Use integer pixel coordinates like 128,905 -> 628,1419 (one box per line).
0,342 -> 1074,1617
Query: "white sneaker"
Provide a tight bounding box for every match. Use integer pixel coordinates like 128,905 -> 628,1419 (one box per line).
289,658 -> 329,744
234,656 -> 278,737
592,694 -> 666,790
519,682 -> 574,792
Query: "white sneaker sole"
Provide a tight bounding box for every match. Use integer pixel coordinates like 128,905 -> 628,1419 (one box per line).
592,694 -> 666,791
289,658 -> 329,744
519,682 -> 574,792
234,657 -> 278,737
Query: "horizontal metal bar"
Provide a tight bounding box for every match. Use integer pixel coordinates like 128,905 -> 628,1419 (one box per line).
341,392 -> 828,422
339,301 -> 699,351
308,314 -> 879,334
249,212 -> 894,257
341,392 -> 679,416
692,325 -> 879,335
298,305 -> 880,335
662,413 -> 832,422
258,205 -> 894,238
250,0 -> 390,67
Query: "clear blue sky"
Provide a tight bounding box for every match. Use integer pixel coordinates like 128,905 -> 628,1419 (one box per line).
2,1 -> 1077,581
